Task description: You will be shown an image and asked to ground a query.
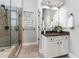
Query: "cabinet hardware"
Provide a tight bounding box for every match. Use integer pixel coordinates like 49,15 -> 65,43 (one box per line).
60,42 -> 62,44
51,39 -> 52,40
57,42 -> 59,44
66,37 -> 68,39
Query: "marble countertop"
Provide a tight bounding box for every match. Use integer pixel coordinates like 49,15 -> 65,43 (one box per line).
41,31 -> 70,37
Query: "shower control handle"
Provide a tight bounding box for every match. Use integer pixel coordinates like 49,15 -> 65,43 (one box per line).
4,26 -> 9,30
23,28 -> 24,31
15,26 -> 19,31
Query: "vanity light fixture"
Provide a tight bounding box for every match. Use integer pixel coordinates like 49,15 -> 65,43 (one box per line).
52,7 -> 58,10
42,0 -> 64,8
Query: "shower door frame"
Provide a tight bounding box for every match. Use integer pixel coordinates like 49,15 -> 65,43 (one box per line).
15,13 -> 23,56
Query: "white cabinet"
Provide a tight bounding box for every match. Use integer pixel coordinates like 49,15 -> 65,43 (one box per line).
41,35 -> 70,58
59,36 -> 69,55
47,39 -> 59,57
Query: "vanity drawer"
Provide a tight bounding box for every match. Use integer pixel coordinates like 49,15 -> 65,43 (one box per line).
47,37 -> 54,42
62,35 -> 70,40
47,36 -> 69,42
47,36 -> 61,42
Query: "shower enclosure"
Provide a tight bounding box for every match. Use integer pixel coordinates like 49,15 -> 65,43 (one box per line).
0,0 -> 22,53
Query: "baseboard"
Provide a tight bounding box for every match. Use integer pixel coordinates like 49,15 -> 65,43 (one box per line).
22,42 -> 38,46
69,53 -> 77,58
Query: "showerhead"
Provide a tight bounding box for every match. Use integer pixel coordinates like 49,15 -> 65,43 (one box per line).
1,4 -> 5,8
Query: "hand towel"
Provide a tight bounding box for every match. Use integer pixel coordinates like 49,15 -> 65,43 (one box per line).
67,14 -> 74,28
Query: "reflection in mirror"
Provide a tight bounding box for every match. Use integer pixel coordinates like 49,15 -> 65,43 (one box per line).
42,8 -> 57,31
42,6 -> 75,31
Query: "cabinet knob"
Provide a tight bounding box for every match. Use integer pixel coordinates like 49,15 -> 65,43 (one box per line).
66,37 -> 68,39
60,42 -> 62,44
51,39 -> 52,40
57,42 -> 59,44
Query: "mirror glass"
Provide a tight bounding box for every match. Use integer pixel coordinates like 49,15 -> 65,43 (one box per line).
42,8 -> 57,30
42,7 -> 74,31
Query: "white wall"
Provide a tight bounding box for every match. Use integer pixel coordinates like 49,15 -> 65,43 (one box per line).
23,0 -> 38,11
65,0 -> 79,57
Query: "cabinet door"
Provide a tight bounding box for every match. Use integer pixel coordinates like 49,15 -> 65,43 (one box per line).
47,40 -> 59,57
59,36 -> 69,55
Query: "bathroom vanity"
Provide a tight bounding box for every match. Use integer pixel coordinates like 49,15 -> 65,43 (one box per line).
41,31 -> 70,58
38,0 -> 73,58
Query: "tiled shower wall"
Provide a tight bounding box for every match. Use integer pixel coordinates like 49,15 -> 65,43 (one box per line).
0,0 -> 11,47
0,0 -> 21,47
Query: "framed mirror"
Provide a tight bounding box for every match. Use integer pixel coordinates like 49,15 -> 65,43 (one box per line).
42,8 -> 57,31
42,7 -> 74,31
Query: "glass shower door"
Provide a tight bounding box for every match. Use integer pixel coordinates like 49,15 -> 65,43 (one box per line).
0,0 -> 22,52
11,0 -> 22,52
0,0 -> 11,48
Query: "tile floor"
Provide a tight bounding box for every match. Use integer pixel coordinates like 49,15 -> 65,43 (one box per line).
18,45 -> 69,58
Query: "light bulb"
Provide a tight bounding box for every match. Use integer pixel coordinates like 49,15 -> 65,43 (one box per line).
52,7 -> 58,10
